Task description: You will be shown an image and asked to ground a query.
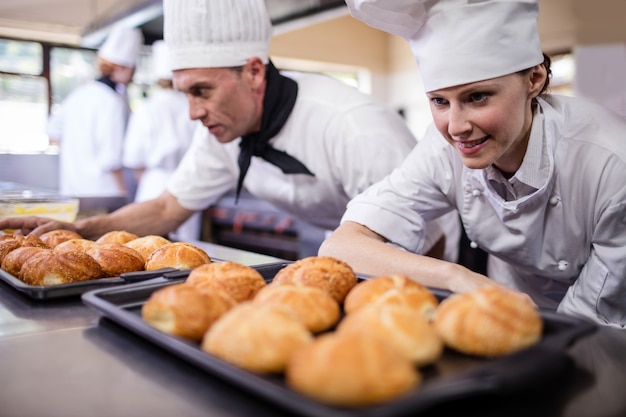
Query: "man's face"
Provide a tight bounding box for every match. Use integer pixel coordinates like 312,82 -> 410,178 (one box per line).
173,60 -> 265,143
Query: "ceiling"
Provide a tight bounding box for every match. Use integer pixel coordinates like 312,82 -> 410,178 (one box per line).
1,0 -> 626,52
0,0 -> 345,47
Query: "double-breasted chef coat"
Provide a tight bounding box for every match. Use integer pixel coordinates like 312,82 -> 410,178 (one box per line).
342,95 -> 626,327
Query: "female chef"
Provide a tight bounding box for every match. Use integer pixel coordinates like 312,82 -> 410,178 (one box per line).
320,0 -> 626,327
47,24 -> 143,197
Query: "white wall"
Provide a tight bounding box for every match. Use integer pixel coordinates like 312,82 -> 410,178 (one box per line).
573,43 -> 626,117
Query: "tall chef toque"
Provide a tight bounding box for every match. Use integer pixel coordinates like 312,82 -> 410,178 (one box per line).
163,0 -> 272,70
98,24 -> 143,68
345,0 -> 544,92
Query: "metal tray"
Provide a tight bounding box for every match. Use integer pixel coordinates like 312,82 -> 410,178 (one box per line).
81,262 -> 597,417
0,266 -> 194,300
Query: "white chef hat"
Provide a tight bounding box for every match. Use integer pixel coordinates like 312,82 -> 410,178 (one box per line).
98,24 -> 144,68
163,0 -> 273,71
152,40 -> 173,80
346,0 -> 544,92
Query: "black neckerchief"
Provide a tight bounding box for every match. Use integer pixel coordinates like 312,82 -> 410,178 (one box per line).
96,76 -> 117,91
236,61 -> 314,203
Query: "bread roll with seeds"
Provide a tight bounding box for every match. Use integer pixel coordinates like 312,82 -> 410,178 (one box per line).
433,286 -> 543,357
145,242 -> 211,271
286,332 -> 420,406
186,261 -> 266,303
142,283 -> 235,341
272,256 -> 357,303
20,250 -> 104,285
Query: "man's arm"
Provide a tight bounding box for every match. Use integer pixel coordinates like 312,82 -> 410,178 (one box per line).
0,191 -> 194,240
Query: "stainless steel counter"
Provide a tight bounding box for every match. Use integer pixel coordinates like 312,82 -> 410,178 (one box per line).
0,244 -> 625,417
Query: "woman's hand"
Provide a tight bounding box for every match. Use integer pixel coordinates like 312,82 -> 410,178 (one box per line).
447,264 -> 536,307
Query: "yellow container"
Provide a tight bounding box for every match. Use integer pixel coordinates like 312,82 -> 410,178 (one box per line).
0,197 -> 80,223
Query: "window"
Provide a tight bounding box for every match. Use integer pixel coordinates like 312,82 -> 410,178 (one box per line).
0,37 -> 152,154
49,47 -> 97,113
549,52 -> 574,96
0,39 -> 42,75
0,39 -> 48,153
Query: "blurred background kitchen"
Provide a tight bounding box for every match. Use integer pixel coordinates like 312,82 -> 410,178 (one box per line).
1,0 -> 624,260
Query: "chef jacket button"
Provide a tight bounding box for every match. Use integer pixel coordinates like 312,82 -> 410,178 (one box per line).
550,196 -> 560,206
557,260 -> 569,271
472,189 -> 481,197
469,241 -> 478,249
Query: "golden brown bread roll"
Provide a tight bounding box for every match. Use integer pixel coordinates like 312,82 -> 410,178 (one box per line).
145,242 -> 211,271
86,243 -> 145,276
53,238 -> 99,253
202,302 -> 313,373
433,286 -> 543,357
337,302 -> 443,367
20,234 -> 49,248
1,246 -> 51,277
186,262 -> 266,303
0,239 -> 22,265
124,235 -> 171,262
344,275 -> 439,320
285,331 -> 420,406
142,283 -> 235,341
96,230 -> 139,245
39,230 -> 83,248
272,256 -> 358,303
254,284 -> 340,333
19,250 -> 104,285
0,234 -> 49,264
0,234 -> 18,242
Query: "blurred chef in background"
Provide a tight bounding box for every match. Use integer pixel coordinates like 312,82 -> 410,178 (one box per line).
1,0 -> 456,259
123,40 -> 201,241
320,0 -> 626,327
47,24 -> 143,198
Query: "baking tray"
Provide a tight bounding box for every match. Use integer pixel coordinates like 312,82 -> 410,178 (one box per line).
81,262 -> 597,417
0,262 -> 215,300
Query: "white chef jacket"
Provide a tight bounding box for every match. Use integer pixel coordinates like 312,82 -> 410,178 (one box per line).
342,95 -> 626,327
47,80 -> 129,197
167,72 -> 451,254
123,88 -> 200,241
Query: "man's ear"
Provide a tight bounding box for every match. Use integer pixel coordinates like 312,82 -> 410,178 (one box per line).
244,57 -> 266,88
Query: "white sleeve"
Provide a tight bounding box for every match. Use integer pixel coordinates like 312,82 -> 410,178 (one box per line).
46,109 -> 64,142
342,126 -> 458,254
166,127 -> 239,211
123,104 -> 151,168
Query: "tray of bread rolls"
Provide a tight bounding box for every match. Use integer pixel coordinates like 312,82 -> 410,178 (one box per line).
0,230 -> 215,299
81,256 -> 597,417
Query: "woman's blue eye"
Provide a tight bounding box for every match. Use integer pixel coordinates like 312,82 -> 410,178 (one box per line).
469,93 -> 488,102
431,97 -> 447,106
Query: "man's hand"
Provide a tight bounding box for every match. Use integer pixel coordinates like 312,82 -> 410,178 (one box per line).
0,216 -> 78,237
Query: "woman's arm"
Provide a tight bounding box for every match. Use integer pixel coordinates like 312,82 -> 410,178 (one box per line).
319,221 -> 515,295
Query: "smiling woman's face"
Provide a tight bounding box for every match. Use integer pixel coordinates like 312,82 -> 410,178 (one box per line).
426,66 -> 547,176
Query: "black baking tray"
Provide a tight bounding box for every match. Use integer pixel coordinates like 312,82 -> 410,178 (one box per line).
81,262 -> 597,417
0,265 -> 201,300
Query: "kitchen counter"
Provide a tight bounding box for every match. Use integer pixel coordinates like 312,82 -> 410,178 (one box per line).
0,246 -> 625,417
